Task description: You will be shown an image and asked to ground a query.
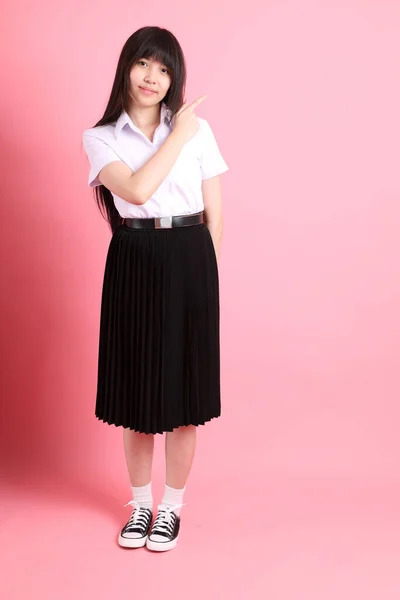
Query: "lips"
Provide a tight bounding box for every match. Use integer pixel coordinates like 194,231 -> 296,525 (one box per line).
139,86 -> 157,93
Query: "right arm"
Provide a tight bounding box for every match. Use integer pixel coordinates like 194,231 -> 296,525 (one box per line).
98,128 -> 187,205
95,96 -> 207,205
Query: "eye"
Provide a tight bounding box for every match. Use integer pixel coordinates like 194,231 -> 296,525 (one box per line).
138,60 -> 170,75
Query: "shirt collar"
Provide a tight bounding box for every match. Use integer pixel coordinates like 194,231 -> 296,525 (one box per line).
115,102 -> 171,139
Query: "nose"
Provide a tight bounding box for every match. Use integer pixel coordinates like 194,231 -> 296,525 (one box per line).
144,65 -> 157,84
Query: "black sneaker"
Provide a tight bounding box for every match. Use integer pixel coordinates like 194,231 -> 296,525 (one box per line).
146,503 -> 185,552
118,500 -> 153,548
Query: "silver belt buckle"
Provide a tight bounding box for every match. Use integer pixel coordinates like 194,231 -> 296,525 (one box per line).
155,216 -> 173,229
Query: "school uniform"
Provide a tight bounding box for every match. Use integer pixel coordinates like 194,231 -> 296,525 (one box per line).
82,102 -> 229,435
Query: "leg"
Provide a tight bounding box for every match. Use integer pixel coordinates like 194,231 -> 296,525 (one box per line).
165,424 -> 197,488
123,428 -> 155,486
118,429 -> 155,549
146,425 -> 197,552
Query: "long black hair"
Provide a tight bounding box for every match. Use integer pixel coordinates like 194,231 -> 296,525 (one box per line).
89,26 -> 187,233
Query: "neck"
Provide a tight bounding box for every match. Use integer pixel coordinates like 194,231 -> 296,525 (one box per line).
127,101 -> 162,129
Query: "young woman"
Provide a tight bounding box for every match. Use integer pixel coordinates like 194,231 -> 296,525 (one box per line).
82,25 -> 229,552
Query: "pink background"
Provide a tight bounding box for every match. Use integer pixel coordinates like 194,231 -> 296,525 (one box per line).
1,1 -> 400,598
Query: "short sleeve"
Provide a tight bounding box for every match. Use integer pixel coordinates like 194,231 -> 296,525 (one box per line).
199,119 -> 229,180
82,131 -> 122,188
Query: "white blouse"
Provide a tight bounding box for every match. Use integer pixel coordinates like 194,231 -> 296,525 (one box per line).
82,102 -> 229,218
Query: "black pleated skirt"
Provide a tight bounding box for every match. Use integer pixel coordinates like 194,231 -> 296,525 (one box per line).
94,219 -> 221,434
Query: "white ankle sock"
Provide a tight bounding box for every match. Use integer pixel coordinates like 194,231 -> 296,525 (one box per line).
159,483 -> 186,516
131,482 -> 153,511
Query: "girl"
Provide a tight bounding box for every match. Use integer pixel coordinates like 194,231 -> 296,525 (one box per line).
82,25 -> 229,552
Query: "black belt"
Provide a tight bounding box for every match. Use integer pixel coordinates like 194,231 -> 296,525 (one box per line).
123,211 -> 204,229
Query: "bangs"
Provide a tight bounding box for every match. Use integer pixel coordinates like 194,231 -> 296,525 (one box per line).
138,42 -> 176,74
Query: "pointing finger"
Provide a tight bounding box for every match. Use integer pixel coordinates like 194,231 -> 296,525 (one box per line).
189,95 -> 208,109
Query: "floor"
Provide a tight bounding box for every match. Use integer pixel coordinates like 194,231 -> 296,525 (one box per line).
2,469 -> 399,600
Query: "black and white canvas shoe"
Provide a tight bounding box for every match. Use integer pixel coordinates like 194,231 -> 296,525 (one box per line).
146,503 -> 186,552
118,500 -> 153,548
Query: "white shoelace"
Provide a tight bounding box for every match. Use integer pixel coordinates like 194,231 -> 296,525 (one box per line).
151,503 -> 187,536
124,500 -> 151,527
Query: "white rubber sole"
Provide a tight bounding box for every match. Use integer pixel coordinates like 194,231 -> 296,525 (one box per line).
146,536 -> 179,552
118,533 -> 148,548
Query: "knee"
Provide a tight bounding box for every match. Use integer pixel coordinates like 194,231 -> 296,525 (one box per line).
170,424 -> 197,436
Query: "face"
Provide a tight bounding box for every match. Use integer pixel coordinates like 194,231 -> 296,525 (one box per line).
129,57 -> 172,106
